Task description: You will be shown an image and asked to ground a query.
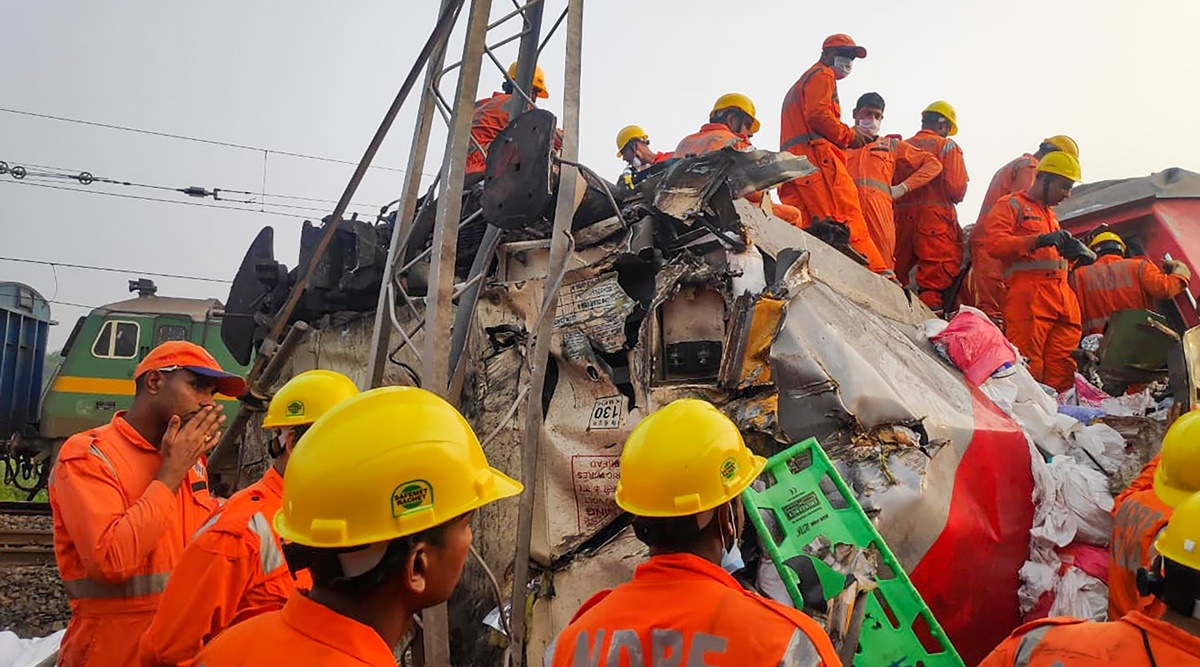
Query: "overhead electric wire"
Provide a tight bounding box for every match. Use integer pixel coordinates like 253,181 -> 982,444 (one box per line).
0,256 -> 231,284
0,107 -> 436,177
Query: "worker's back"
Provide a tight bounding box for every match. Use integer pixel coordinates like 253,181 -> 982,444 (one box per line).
978,613 -> 1200,666
1069,254 -> 1186,335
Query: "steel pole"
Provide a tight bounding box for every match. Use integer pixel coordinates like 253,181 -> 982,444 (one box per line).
508,0 -> 583,662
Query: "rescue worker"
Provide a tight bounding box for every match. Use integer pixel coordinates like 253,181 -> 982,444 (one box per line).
982,152 -> 1093,391
547,399 -> 841,666
779,34 -> 889,275
979,489 -> 1200,665
192,386 -> 523,666
138,370 -> 361,666
465,61 -> 550,178
893,101 -> 970,312
674,94 -> 804,226
965,136 -> 1080,327
1069,230 -> 1191,335
49,340 -> 244,667
845,92 -> 943,271
1108,410 -> 1200,620
616,124 -> 672,172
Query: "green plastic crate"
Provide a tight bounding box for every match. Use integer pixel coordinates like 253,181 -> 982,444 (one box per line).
742,438 -> 964,667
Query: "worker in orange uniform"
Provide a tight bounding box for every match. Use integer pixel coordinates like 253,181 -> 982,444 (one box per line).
779,34 -> 889,275
138,370 -> 361,666
1069,230 -> 1191,335
49,340 -> 244,667
845,92 -> 943,271
982,152 -> 1095,391
965,136 -> 1080,327
893,101 -> 970,311
979,489 -> 1200,666
1108,410 -> 1200,621
616,124 -> 672,172
193,386 -> 523,666
465,61 -> 551,178
674,94 -> 804,226
547,399 -> 841,666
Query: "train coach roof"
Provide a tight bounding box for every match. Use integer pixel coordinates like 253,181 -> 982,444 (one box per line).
92,295 -> 224,322
1057,167 -> 1200,221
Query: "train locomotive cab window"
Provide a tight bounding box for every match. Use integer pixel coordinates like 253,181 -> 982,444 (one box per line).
91,320 -> 140,359
155,324 -> 189,345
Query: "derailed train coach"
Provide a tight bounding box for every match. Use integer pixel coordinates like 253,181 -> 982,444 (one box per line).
221,110 -> 1041,665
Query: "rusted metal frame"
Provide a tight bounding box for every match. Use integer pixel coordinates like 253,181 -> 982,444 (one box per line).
429,87 -> 489,158
508,0 -> 583,660
365,1 -> 459,389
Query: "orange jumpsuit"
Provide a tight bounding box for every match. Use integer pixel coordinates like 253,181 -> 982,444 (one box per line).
139,467 -> 313,666
965,154 -> 1039,326
894,129 -> 970,309
192,591 -> 398,666
1069,254 -> 1189,335
465,92 -> 513,176
847,137 -> 942,271
977,613 -> 1200,666
778,63 -> 887,273
673,123 -> 803,226
548,553 -> 841,666
1109,488 -> 1170,620
983,192 -> 1082,391
1116,455 -> 1160,508
49,413 -> 218,667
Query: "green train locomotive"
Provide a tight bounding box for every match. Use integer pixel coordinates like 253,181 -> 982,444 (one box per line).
3,279 -> 246,499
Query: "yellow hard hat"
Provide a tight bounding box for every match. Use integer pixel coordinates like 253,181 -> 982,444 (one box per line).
274,386 -> 523,548
710,93 -> 761,135
615,399 -> 766,517
507,61 -> 549,99
616,125 -> 650,157
262,370 -> 360,429
1154,490 -> 1200,571
1154,411 -> 1200,508
922,100 -> 958,136
1088,231 -> 1127,253
1043,135 -> 1079,158
1036,151 -> 1082,183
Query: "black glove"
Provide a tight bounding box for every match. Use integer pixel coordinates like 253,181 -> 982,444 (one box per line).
1060,237 -> 1098,266
1034,230 -> 1072,250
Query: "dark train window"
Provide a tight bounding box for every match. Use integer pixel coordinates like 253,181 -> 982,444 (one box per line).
92,320 -> 140,359
155,325 -> 189,345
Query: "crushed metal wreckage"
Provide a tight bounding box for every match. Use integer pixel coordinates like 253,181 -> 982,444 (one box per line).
218,109 -> 1153,665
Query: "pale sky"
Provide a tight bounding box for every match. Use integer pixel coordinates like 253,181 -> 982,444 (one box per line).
4,0 -> 1199,350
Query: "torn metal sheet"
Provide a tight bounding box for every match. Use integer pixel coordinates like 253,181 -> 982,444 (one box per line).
554,272 -> 636,357
725,149 -> 818,199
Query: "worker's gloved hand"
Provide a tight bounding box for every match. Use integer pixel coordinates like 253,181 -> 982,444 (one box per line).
889,183 -> 909,200
1165,259 -> 1193,281
1060,237 -> 1098,266
808,218 -> 851,246
1033,230 -> 1072,250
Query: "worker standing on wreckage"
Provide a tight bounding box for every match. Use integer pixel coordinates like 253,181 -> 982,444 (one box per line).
139,370 -> 360,666
547,399 -> 841,666
1069,229 -> 1191,335
980,489 -> 1200,665
981,152 -> 1093,392
779,34 -> 890,278
845,92 -> 943,274
193,387 -> 523,666
48,341 -> 243,667
673,93 -> 805,227
466,61 -> 553,183
615,125 -> 672,174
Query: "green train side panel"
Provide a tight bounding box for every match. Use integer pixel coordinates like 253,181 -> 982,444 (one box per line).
41,311 -> 246,440
742,438 -> 964,667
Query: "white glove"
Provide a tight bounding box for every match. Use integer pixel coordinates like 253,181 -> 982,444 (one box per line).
890,183 -> 909,200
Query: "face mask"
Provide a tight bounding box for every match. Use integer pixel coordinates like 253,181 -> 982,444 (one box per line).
718,501 -> 745,573
832,56 -> 854,80
630,156 -> 643,168
856,117 -> 880,136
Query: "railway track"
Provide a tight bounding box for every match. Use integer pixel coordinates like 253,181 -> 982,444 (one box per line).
0,501 -> 52,516
0,527 -> 55,566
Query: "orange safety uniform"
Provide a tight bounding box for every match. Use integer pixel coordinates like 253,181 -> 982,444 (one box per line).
965,154 -> 1040,326
139,467 -> 313,666
778,63 -> 887,273
465,92 -> 514,176
982,191 -> 1082,391
1109,487 -> 1170,620
847,137 -> 942,271
1069,254 -> 1189,335
977,612 -> 1200,666
548,553 -> 841,666
192,590 -> 398,667
674,123 -> 803,226
50,413 -> 218,667
1116,455 -> 1160,508
894,129 -> 970,310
